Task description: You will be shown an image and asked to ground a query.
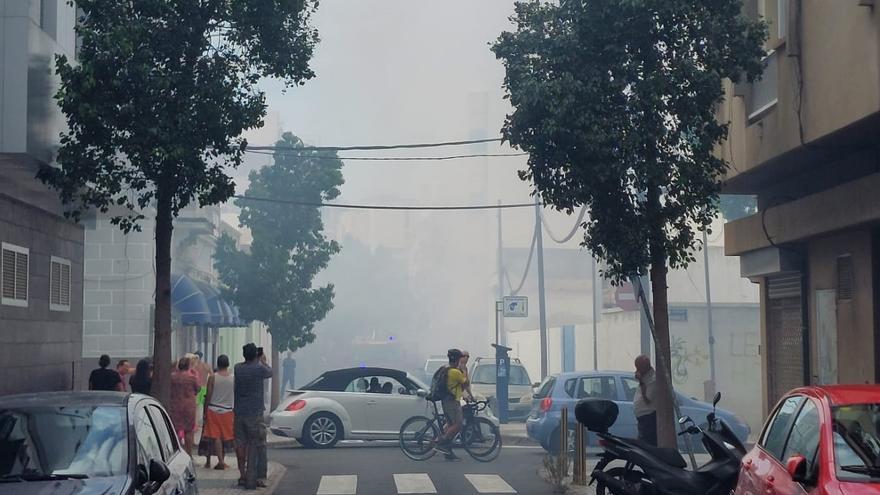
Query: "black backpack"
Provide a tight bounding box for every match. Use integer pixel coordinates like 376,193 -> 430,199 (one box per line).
427,365 -> 452,401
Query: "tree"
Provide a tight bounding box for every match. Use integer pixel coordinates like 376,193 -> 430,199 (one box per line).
214,132 -> 342,407
38,0 -> 319,405
493,0 -> 765,447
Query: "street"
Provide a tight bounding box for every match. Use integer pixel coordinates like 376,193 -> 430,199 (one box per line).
269,443 -> 561,495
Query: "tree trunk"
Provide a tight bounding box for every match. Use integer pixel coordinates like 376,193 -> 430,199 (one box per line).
271,346 -> 280,410
649,260 -> 676,448
152,192 -> 174,407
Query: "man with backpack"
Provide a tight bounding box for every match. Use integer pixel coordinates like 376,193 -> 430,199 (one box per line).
431,348 -> 470,459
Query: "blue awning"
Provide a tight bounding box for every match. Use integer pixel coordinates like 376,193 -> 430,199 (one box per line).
171,274 -> 247,327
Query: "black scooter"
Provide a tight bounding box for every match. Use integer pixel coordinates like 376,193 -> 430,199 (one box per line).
575,392 -> 747,495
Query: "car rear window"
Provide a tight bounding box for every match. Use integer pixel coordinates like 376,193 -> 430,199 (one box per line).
533,376 -> 557,399
0,405 -> 128,478
472,364 -> 531,385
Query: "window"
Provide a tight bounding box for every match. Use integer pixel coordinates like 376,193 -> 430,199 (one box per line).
345,376 -> 414,394
472,364 -> 531,386
533,376 -> 556,400
147,405 -> 179,461
748,50 -> 779,122
578,377 -> 617,400
621,377 -> 639,402
782,400 -> 820,473
564,379 -> 577,398
832,404 -> 880,481
761,396 -> 804,460
1,243 -> 29,307
669,307 -> 688,321
50,256 -> 72,311
134,407 -> 164,467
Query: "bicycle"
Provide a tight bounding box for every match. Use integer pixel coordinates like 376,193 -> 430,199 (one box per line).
399,398 -> 502,462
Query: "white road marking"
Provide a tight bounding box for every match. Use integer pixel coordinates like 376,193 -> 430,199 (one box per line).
316,475 -> 358,495
464,474 -> 517,493
393,473 -> 437,494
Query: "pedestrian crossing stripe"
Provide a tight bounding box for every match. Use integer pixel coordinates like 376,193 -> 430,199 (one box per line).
316,474 -> 358,495
393,473 -> 437,494
464,474 -> 517,494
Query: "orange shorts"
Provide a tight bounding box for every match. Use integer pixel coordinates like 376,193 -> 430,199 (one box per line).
203,409 -> 235,442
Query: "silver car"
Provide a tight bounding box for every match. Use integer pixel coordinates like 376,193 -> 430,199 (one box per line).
468,357 -> 535,421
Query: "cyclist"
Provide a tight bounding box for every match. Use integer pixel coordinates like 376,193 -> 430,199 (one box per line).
434,348 -> 469,459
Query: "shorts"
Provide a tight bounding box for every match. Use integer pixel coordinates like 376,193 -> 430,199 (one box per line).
204,409 -> 235,441
442,399 -> 464,426
234,415 -> 267,450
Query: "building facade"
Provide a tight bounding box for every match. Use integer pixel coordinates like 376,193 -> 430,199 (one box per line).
720,1 -> 880,411
0,0 -> 84,394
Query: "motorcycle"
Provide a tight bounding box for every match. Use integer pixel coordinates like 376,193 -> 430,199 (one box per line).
575,392 -> 747,495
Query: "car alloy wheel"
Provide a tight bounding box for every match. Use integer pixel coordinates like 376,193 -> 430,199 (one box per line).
307,414 -> 341,448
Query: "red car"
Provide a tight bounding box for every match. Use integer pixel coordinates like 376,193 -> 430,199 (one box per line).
735,385 -> 880,495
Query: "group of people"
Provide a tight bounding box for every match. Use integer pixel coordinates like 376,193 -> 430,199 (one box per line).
357,377 -> 396,394
87,343 -> 275,490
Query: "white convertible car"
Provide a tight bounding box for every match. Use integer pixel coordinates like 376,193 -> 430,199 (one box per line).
270,366 -> 497,448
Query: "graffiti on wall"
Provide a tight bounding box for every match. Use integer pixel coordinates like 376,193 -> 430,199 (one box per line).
670,336 -> 708,385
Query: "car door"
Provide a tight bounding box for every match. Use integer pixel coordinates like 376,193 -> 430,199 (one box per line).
134,404 -> 179,495
147,404 -> 197,495
325,377 -> 377,435
365,376 -> 430,437
738,395 -> 805,495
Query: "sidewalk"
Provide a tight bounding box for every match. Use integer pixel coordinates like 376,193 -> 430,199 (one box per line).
196,458 -> 286,495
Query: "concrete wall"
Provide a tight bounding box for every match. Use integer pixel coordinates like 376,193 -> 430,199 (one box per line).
0,192 -> 84,394
807,228 -> 876,384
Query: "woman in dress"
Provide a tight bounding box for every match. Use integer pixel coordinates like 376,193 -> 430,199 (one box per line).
169,356 -> 200,454
129,359 -> 152,395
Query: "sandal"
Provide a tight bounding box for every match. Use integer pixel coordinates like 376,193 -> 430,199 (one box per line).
214,464 -> 227,470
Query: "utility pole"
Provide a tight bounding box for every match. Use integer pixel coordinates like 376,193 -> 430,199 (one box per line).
592,255 -> 599,370
535,197 -> 549,378
703,229 -> 716,400
497,201 -> 506,345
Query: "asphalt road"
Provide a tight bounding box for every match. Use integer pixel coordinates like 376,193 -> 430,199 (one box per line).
268,443 -> 561,495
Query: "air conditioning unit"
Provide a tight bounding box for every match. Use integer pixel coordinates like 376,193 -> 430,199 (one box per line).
859,0 -> 874,7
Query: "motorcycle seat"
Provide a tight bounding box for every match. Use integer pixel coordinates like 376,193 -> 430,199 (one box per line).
627,438 -> 687,469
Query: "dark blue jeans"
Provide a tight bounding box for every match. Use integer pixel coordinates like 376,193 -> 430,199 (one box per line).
637,412 -> 658,447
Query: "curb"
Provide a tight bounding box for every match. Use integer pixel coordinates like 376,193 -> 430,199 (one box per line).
263,462 -> 287,495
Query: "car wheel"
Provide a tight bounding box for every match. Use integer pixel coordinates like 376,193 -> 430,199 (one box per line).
303,413 -> 342,449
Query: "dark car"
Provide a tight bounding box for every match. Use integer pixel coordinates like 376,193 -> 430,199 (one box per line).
0,391 -> 197,495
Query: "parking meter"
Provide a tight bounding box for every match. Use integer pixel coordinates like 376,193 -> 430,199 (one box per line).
492,343 -> 512,424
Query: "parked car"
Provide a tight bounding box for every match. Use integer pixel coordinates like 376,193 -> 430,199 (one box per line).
468,357 -> 535,421
0,391 -> 196,495
735,385 -> 880,495
422,356 -> 448,383
270,367 -> 498,448
526,371 -> 750,454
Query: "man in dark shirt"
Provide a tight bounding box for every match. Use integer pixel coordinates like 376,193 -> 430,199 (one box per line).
234,344 -> 272,489
89,354 -> 123,391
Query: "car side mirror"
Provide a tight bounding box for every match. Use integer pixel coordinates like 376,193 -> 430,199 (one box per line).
149,459 -> 171,487
136,464 -> 149,487
786,455 -> 808,483
533,382 -> 540,388
416,389 -> 428,398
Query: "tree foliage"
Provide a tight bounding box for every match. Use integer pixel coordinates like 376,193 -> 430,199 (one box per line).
215,132 -> 343,353
493,0 -> 765,282
37,0 -> 319,404
493,0 -> 766,446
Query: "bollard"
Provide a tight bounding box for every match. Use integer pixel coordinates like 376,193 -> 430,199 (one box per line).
573,424 -> 586,485
560,408 -> 569,479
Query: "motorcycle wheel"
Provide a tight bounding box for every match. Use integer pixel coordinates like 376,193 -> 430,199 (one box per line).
595,466 -> 650,495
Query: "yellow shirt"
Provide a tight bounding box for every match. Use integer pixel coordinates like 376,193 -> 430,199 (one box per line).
447,368 -> 467,401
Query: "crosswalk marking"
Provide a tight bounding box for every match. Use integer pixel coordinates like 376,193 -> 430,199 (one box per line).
317,475 -> 358,495
393,473 -> 437,494
464,474 -> 517,494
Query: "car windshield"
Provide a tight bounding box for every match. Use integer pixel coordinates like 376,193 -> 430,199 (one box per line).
833,404 -> 880,481
0,406 -> 127,479
425,361 -> 445,376
472,364 -> 531,386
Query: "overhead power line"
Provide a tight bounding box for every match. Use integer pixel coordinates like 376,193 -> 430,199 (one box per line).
246,137 -> 503,152
507,220 -> 538,296
540,206 -> 588,244
233,195 -> 540,211
242,150 -> 528,161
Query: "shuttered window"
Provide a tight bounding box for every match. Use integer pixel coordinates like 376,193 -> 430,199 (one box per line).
1,243 -> 29,307
837,255 -> 854,301
50,256 -> 72,311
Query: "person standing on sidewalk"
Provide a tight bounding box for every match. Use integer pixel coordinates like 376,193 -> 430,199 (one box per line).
202,354 -> 235,470
89,355 -> 124,392
170,356 -> 201,455
129,359 -> 152,395
633,354 -> 658,446
281,350 -> 296,394
234,343 -> 272,490
116,360 -> 131,392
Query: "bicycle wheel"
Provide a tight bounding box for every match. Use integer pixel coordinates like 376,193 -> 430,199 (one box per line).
399,416 -> 440,461
463,417 -> 502,462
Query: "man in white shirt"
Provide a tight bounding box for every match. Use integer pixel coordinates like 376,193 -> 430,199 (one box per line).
633,355 -> 657,446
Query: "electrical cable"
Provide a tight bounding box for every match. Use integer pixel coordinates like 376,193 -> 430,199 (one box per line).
246,137 -> 502,152
232,195 -> 541,211
242,150 -> 528,161
508,221 -> 539,296
539,206 -> 588,244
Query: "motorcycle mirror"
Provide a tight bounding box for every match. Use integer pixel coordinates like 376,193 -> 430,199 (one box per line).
713,392 -> 721,407
678,415 -> 692,425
